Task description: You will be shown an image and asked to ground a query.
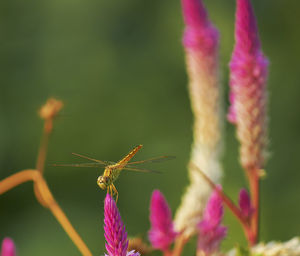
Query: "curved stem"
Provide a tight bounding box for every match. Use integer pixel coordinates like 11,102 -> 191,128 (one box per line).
190,163 -> 255,245
0,169 -> 38,193
0,170 -> 92,256
172,235 -> 187,256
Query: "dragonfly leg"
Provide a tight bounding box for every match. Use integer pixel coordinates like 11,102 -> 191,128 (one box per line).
111,184 -> 119,203
107,187 -> 111,201
109,185 -> 113,199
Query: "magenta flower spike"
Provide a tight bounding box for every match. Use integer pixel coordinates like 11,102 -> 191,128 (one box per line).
125,251 -> 140,256
104,194 -> 140,256
228,0 -> 269,170
148,190 -> 177,251
239,188 -> 254,219
1,238 -> 16,256
181,0 -> 218,55
197,186 -> 227,255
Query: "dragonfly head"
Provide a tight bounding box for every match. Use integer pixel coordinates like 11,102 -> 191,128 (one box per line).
97,175 -> 110,190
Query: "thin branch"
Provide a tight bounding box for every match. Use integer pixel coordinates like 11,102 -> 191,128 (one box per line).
172,235 -> 188,256
0,170 -> 92,256
0,169 -> 38,193
36,119 -> 51,174
190,162 -> 255,246
248,169 -> 260,244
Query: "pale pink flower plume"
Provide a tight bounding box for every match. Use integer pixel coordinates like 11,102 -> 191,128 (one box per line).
197,185 -> 227,255
228,0 -> 269,170
104,194 -> 140,256
1,238 -> 16,256
148,190 -> 177,251
239,188 -> 254,219
175,0 -> 223,238
181,0 -> 218,54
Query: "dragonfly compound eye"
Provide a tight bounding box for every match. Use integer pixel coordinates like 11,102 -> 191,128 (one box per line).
97,176 -> 106,190
97,176 -> 108,190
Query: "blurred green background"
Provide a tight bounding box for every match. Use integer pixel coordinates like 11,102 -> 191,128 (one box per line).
1,0 -> 299,255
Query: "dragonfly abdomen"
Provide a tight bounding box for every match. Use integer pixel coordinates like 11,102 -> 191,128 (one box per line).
117,145 -> 143,166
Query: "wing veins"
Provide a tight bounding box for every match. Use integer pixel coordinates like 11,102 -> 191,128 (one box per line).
52,163 -> 105,168
72,153 -> 113,165
127,155 -> 175,165
122,167 -> 161,174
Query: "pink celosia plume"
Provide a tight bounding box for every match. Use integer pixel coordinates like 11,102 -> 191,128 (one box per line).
197,185 -> 227,255
228,0 -> 269,170
1,238 -> 16,256
104,194 -> 140,256
202,185 -> 224,227
175,0 -> 223,238
181,0 -> 218,54
239,188 -> 254,219
148,190 -> 177,251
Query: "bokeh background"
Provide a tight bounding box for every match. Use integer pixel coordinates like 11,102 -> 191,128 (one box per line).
1,0 -> 299,255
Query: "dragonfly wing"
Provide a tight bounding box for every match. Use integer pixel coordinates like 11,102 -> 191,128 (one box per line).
52,163 -> 105,168
126,155 -> 176,166
72,153 -> 114,165
122,167 -> 161,174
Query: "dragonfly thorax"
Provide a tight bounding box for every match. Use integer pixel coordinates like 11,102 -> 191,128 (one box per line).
97,175 -> 111,190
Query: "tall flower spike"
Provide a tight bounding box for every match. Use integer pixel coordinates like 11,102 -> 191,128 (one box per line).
148,190 -> 177,251
104,194 -> 140,256
175,0 -> 223,238
197,186 -> 227,255
228,0 -> 269,170
1,238 -> 16,256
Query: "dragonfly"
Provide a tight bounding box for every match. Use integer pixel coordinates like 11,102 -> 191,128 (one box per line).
53,145 -> 174,202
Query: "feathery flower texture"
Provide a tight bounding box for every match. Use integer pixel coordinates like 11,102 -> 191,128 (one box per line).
148,190 -> 177,251
104,194 -> 140,256
197,186 -> 227,255
175,0 -> 223,238
1,238 -> 16,256
228,0 -> 269,170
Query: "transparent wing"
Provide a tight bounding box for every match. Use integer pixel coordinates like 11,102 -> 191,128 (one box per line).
72,153 -> 114,165
126,155 -> 175,166
52,162 -> 105,168
122,167 -> 161,174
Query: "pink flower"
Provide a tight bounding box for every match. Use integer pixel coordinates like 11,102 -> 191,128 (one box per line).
239,188 -> 254,219
181,0 -> 218,54
1,238 -> 16,256
104,194 -> 140,256
197,186 -> 227,255
148,190 -> 177,251
175,0 -> 223,238
228,0 -> 269,170
125,251 -> 140,256
105,251 -> 140,256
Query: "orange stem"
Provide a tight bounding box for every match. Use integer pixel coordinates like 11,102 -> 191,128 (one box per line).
34,119 -> 52,207
248,169 -> 260,245
0,170 -> 92,256
0,169 -> 38,193
36,119 -> 52,174
190,163 -> 254,245
163,249 -> 172,256
172,235 -> 187,256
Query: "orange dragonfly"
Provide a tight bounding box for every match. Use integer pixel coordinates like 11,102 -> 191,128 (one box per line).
53,145 -> 174,201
